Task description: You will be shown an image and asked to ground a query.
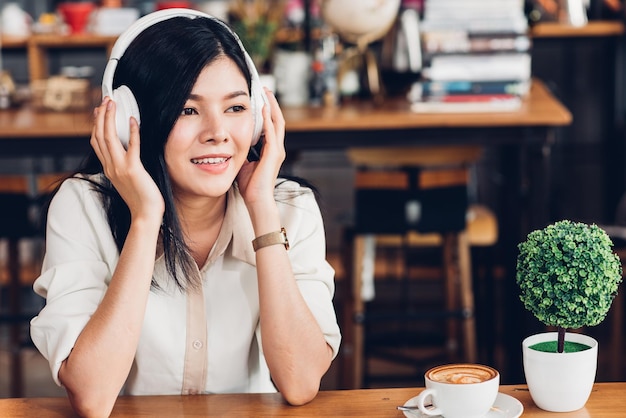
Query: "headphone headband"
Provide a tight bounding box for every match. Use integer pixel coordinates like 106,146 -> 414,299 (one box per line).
101,8 -> 267,148
103,8 -> 248,97
109,9 -> 210,60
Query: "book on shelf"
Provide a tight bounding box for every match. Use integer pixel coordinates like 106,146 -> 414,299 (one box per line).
422,0 -> 526,19
421,52 -> 531,81
422,0 -> 525,11
421,0 -> 528,35
409,93 -> 523,113
421,31 -> 531,56
414,0 -> 529,114
420,18 -> 528,35
410,80 -> 531,99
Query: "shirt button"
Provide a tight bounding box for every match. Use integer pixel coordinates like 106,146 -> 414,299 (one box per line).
192,340 -> 203,350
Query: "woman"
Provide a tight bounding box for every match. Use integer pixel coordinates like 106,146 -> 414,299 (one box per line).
30,10 -> 340,418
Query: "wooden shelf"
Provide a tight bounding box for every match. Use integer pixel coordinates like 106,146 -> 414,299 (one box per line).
2,34 -> 117,81
4,21 -> 624,82
28,33 -> 118,48
531,20 -> 625,38
0,35 -> 29,48
29,34 -> 117,81
2,33 -> 117,49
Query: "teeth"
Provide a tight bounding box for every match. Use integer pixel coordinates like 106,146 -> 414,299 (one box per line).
191,157 -> 228,164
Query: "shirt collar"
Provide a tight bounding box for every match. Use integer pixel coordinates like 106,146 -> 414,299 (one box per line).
211,183 -> 256,266
156,183 -> 257,270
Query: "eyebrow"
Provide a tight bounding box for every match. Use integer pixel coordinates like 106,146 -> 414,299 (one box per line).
188,90 -> 249,101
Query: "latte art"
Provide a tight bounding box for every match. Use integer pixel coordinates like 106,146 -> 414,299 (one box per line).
427,364 -> 497,384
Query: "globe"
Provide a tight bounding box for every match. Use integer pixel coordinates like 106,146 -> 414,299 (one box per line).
321,0 -> 401,48
321,0 -> 401,99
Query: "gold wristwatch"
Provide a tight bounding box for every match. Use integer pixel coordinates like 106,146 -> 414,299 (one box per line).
252,227 -> 289,251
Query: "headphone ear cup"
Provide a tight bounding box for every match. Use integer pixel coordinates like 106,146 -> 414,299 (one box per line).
249,77 -> 268,146
111,85 -> 141,148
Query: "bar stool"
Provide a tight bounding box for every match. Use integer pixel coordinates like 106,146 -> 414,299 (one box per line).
339,145 -> 498,389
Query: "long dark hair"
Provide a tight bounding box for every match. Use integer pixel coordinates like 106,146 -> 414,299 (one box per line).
73,16 -> 255,290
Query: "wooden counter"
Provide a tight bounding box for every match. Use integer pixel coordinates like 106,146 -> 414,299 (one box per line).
531,20 -> 625,38
282,79 -> 571,132
0,383 -> 624,417
0,79 -> 571,154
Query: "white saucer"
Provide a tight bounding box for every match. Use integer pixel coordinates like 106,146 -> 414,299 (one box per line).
401,392 -> 524,418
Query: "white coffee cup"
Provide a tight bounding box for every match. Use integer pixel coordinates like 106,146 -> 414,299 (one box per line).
415,363 -> 500,418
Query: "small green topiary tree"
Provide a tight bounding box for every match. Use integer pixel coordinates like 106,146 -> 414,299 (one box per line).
516,220 -> 622,353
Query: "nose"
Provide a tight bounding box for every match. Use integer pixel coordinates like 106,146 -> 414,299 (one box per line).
201,113 -> 228,144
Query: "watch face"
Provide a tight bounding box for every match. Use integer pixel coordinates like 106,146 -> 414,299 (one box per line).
280,227 -> 290,250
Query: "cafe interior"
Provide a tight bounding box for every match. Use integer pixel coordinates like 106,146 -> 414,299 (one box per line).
1,0 -> 626,405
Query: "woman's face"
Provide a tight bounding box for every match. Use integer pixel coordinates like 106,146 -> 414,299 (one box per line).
164,56 -> 254,201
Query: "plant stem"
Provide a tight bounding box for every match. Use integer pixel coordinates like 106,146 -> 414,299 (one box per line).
557,326 -> 565,353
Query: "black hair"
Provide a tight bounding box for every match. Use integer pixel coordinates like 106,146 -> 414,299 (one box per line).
72,16 -> 255,290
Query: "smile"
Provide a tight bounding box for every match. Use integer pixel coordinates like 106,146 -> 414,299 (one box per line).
191,157 -> 229,164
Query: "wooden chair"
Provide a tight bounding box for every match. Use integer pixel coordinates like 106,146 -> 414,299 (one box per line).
0,172 -> 67,397
338,145 -> 498,389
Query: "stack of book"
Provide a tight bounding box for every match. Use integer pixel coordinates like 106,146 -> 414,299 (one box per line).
409,0 -> 531,113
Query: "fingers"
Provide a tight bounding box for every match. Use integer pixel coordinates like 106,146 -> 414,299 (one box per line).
91,98 -> 113,168
90,106 -> 104,162
264,88 -> 284,125
262,88 -> 285,142
102,98 -> 125,160
126,116 -> 140,160
90,97 -> 137,173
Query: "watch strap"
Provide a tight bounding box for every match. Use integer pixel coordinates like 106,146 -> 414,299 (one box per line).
252,227 -> 289,251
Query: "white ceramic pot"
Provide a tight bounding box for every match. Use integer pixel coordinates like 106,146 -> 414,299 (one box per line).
522,332 -> 598,412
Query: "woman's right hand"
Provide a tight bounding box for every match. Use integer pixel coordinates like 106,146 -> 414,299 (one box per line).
90,97 -> 165,226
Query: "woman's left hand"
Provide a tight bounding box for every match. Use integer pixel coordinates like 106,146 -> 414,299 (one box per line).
237,88 -> 286,206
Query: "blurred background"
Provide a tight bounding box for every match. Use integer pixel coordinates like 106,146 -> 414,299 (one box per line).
1,0 -> 626,399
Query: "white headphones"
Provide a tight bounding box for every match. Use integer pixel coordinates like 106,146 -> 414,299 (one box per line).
101,8 -> 267,148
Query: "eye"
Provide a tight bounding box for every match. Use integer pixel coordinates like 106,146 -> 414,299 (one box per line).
180,107 -> 198,116
227,105 -> 246,113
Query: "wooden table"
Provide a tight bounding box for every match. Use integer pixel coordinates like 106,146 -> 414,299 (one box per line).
0,383 -> 623,417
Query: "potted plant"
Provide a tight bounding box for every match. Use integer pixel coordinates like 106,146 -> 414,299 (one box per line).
516,220 -> 622,412
229,0 -> 286,73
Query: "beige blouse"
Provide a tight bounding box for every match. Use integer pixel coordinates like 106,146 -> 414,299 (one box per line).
30,175 -> 341,395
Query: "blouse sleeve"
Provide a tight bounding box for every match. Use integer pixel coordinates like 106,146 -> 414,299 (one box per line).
275,182 -> 342,358
30,178 -> 119,386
